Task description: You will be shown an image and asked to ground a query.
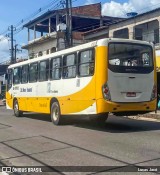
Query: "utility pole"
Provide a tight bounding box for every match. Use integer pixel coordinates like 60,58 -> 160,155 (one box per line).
69,0 -> 72,47
14,44 -> 18,63
8,25 -> 16,64
66,0 -> 70,48
14,44 -> 22,62
11,25 -> 14,64
65,0 -> 72,48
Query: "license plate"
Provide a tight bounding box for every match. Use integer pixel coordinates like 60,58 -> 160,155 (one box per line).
126,92 -> 136,97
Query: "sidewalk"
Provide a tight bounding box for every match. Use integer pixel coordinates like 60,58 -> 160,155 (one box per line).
140,110 -> 160,120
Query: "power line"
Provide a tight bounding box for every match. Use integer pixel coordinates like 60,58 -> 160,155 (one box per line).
0,0 -> 64,64
14,2 -> 63,36
14,0 -> 58,28
0,0 -> 61,36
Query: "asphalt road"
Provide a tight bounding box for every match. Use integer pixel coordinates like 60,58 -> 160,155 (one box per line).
0,106 -> 160,175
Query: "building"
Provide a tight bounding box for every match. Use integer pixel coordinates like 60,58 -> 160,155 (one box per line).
0,65 -> 8,98
22,3 -> 123,58
83,7 -> 160,46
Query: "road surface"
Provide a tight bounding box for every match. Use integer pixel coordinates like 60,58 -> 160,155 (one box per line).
0,106 -> 159,174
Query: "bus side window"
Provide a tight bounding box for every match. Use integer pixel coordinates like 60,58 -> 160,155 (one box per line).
39,60 -> 49,81
13,67 -> 21,84
29,63 -> 38,83
51,57 -> 61,80
78,49 -> 95,77
21,65 -> 28,83
63,54 -> 76,79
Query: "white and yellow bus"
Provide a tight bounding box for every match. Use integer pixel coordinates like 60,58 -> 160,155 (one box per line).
6,38 -> 157,125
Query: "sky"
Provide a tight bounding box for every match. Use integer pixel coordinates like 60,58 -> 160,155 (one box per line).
0,0 -> 160,63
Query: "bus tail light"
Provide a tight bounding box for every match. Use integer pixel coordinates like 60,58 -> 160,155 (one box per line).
150,84 -> 157,101
102,83 -> 111,101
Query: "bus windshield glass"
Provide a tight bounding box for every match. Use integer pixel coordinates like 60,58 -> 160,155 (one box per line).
108,42 -> 153,73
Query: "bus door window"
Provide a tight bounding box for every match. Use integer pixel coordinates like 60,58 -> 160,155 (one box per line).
51,57 -> 61,80
63,54 -> 76,78
29,63 -> 38,82
7,69 -> 13,90
13,67 -> 21,84
39,60 -> 49,81
21,65 -> 28,83
78,49 -> 94,77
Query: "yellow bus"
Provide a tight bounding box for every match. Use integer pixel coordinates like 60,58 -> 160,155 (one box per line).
6,38 -> 157,125
155,48 -> 160,104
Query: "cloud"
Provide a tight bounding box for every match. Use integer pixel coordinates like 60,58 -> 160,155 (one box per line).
0,36 -> 28,63
0,36 -> 10,63
0,36 -> 9,52
102,0 -> 160,17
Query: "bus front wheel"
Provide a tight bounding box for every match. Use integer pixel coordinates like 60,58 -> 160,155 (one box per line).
13,99 -> 23,117
51,102 -> 62,125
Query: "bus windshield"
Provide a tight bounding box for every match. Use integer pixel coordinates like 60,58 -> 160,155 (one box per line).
108,42 -> 153,73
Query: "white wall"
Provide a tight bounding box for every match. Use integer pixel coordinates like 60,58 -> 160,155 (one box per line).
28,39 -> 57,56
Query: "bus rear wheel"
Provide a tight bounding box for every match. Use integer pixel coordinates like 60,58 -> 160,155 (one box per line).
97,113 -> 108,123
90,113 -> 108,123
51,102 -> 62,125
13,99 -> 23,117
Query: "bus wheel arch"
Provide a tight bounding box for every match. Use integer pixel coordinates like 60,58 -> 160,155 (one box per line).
13,98 -> 23,117
50,98 -> 63,125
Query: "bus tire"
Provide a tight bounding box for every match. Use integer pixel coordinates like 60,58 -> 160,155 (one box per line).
13,99 -> 23,117
97,113 -> 108,123
51,102 -> 62,125
90,113 -> 108,123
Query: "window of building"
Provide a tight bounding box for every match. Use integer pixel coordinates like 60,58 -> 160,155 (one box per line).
78,49 -> 95,77
113,28 -> 129,39
51,57 -> 61,80
21,65 -> 28,83
13,67 -> 21,84
63,54 -> 76,78
39,60 -> 49,81
29,63 -> 38,82
154,28 -> 159,44
135,28 -> 143,40
38,51 -> 43,57
51,47 -> 56,53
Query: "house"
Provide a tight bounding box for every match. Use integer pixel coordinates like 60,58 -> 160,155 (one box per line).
22,3 -> 123,58
83,7 -> 160,45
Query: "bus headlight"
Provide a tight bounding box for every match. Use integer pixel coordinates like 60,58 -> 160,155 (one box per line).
150,84 -> 157,101
102,83 -> 111,101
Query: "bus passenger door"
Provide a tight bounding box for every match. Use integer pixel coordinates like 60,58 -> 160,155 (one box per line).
6,70 -> 14,109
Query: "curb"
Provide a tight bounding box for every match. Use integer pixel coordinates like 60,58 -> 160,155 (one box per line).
122,112 -> 160,122
126,113 -> 160,122
140,112 -> 160,120
137,116 -> 160,122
